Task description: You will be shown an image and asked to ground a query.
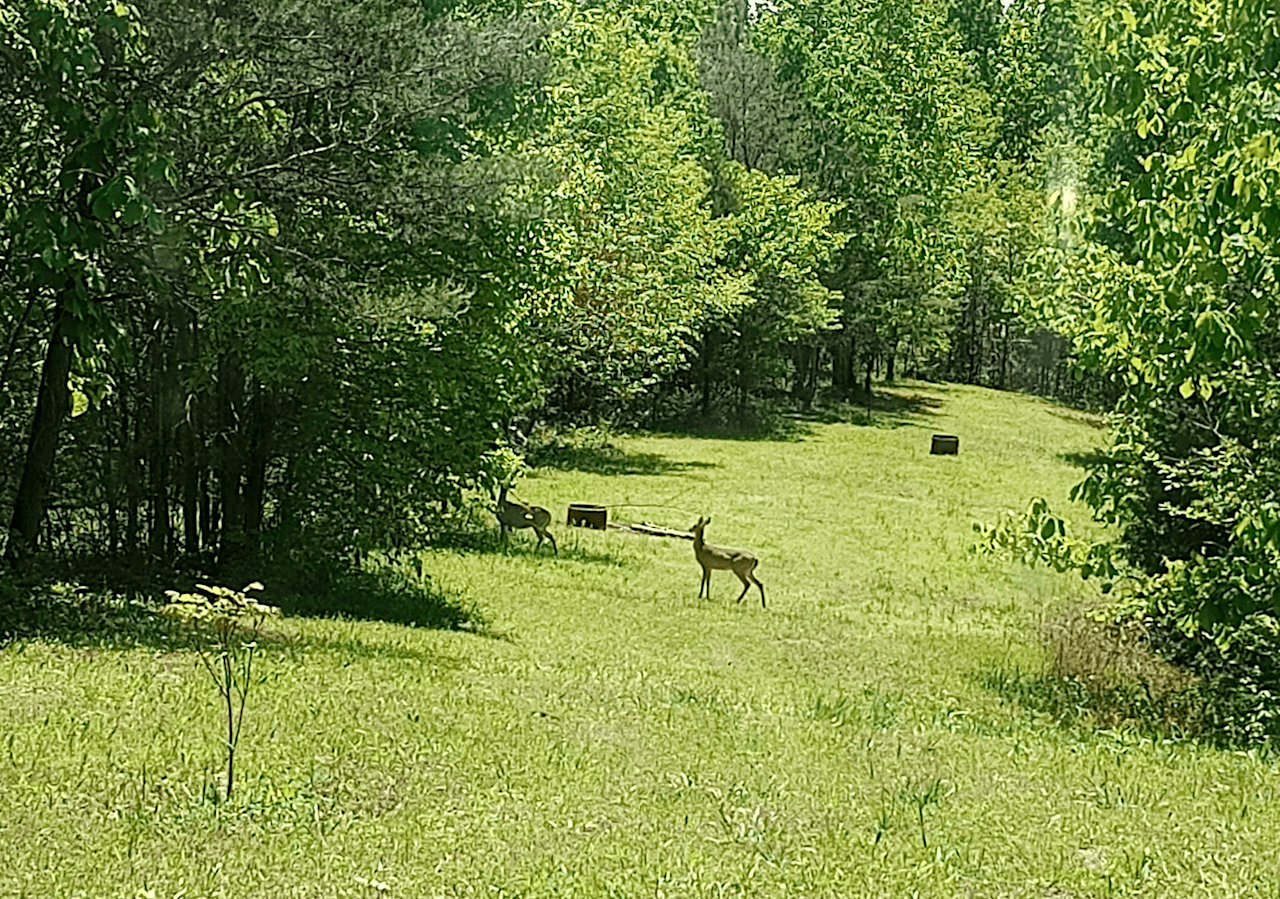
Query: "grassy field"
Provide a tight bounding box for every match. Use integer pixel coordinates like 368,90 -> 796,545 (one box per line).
3,382 -> 1279,898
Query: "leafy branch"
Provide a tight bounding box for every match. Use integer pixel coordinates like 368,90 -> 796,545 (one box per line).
973,496 -> 1123,585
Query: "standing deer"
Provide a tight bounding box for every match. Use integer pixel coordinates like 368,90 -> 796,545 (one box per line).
496,486 -> 557,554
690,516 -> 764,608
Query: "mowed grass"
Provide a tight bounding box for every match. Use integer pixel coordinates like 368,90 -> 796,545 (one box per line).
4,382 -> 1279,898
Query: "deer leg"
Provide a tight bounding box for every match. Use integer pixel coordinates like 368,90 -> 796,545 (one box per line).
734,570 -> 750,603
753,575 -> 765,608
545,530 -> 557,554
699,567 -> 710,599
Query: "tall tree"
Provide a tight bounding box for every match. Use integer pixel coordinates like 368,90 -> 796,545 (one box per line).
526,7 -> 752,423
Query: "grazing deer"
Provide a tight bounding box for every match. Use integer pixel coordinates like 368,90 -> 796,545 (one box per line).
496,486 -> 557,554
690,516 -> 764,608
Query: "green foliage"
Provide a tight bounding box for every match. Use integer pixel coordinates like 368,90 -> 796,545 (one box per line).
529,7 -> 750,420
747,0 -> 992,387
1065,0 -> 1280,393
938,0 -> 1088,395
983,0 -> 1280,744
2,0 -> 550,565
480,443 -> 529,494
695,0 -> 813,175
977,497 -> 1092,574
655,158 -> 845,425
161,581 -> 278,800
1150,614 -> 1280,747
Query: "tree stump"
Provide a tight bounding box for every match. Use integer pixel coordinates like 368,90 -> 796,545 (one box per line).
567,504 -> 608,529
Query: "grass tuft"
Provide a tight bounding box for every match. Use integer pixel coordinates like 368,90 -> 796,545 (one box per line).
981,604 -> 1202,737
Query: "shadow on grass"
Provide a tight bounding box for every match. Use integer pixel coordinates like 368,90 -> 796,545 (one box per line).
271,564 -> 491,636
786,388 -> 946,430
429,531 -> 630,567
1047,407 -> 1108,429
1057,450 -> 1116,470
0,560 -> 494,661
0,582 -> 184,651
528,441 -> 721,476
656,384 -> 948,439
645,414 -> 813,442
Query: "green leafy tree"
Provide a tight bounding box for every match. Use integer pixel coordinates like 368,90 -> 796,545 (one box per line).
1,0 -> 549,568
987,0 -> 1280,742
1064,0 -> 1280,617
752,0 -> 991,394
527,7 -> 751,423
675,160 -> 844,421
0,0 -> 162,561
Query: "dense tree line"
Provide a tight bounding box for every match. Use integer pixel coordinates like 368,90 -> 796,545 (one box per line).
0,0 -> 1221,591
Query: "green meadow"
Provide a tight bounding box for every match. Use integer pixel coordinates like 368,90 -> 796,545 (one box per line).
3,383 -> 1278,898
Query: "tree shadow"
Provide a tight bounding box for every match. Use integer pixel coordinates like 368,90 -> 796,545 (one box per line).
644,414 -> 814,442
1057,450 -> 1115,470
527,441 -> 721,475
270,564 -> 493,636
1047,408 -> 1107,430
786,388 -> 945,430
429,529 -> 632,567
0,581 -> 184,651
0,560 -> 496,661
0,584 -> 472,666
974,663 -> 1206,745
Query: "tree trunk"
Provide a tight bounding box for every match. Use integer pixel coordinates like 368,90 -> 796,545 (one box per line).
845,335 -> 856,393
181,419 -> 199,557
998,320 -> 1009,390
0,288 -> 41,399
148,425 -> 170,560
735,327 -> 752,423
199,461 -> 213,558
241,386 -> 275,554
148,338 -> 171,560
699,332 -> 712,419
105,394 -> 121,556
125,398 -> 141,553
177,305 -> 200,558
217,353 -> 246,564
830,333 -> 849,392
791,343 -> 817,409
5,299 -> 74,561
